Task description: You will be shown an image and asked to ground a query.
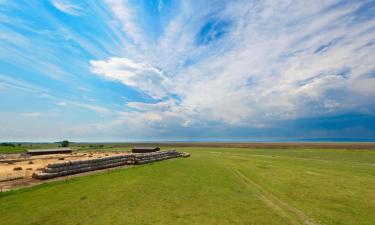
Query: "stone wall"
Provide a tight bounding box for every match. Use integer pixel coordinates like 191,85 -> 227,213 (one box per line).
134,150 -> 179,164
32,150 -> 181,180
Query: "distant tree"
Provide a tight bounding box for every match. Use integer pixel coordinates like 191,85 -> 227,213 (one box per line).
61,140 -> 69,147
0,143 -> 15,147
18,143 -> 22,147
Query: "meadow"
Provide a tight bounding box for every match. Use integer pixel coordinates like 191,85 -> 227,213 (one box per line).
0,146 -> 374,225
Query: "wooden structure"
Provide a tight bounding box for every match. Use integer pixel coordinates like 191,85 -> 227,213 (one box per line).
132,146 -> 160,153
27,148 -> 72,156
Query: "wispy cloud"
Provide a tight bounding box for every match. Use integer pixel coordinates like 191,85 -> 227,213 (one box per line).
72,102 -> 110,114
158,0 -> 163,13
0,74 -> 49,94
50,0 -> 83,16
1,0 -> 375,141
90,57 -> 170,99
89,0 -> 375,135
52,98 -> 110,114
103,0 -> 143,43
21,112 -> 42,118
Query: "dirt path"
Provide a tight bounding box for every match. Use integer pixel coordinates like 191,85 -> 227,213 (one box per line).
230,167 -> 320,225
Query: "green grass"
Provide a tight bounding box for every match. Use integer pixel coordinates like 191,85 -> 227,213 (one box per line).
0,147 -> 374,225
0,144 -> 130,154
0,144 -> 64,154
0,143 -> 133,154
0,146 -> 27,154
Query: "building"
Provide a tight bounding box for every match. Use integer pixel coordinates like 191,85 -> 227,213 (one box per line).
132,146 -> 160,153
27,148 -> 72,156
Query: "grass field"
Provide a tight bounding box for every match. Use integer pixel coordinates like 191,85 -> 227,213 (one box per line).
1,147 -> 374,225
0,146 -> 27,154
0,143 -> 133,154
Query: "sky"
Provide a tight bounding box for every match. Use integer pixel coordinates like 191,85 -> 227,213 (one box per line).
1,0 -> 375,142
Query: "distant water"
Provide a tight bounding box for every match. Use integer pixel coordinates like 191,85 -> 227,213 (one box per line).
126,138 -> 375,143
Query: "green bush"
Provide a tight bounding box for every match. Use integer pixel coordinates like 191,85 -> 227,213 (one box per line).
61,140 -> 69,147
0,143 -> 15,147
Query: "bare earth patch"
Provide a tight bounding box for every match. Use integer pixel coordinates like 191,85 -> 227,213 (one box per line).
0,151 -> 130,191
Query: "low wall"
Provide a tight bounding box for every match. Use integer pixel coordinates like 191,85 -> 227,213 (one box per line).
32,150 -> 181,180
134,150 -> 179,164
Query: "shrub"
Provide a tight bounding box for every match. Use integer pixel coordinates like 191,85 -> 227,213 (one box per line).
0,143 -> 15,147
61,140 -> 69,147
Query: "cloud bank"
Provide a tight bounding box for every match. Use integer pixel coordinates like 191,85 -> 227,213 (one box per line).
88,0 -> 375,139
1,0 -> 375,141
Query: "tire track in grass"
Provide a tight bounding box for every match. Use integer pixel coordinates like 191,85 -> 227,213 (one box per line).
224,152 -> 373,180
230,167 -> 320,225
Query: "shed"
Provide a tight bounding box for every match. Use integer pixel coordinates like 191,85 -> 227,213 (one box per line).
132,146 -> 160,153
27,148 -> 72,156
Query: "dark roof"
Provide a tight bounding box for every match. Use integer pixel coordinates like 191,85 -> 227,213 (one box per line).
27,148 -> 72,155
132,146 -> 160,153
132,146 -> 159,150
27,148 -> 72,153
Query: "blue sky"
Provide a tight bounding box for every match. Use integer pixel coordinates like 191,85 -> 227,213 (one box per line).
0,0 -> 375,142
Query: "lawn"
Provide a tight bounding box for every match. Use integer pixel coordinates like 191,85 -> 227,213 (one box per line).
0,147 -> 374,225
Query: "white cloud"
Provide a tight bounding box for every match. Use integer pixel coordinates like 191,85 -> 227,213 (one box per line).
103,0 -> 143,43
126,100 -> 175,111
21,112 -> 42,118
55,100 -> 109,114
88,0 -> 375,135
73,102 -> 110,114
90,57 -> 170,99
50,0 -> 82,16
56,101 -> 67,106
0,0 -> 373,140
